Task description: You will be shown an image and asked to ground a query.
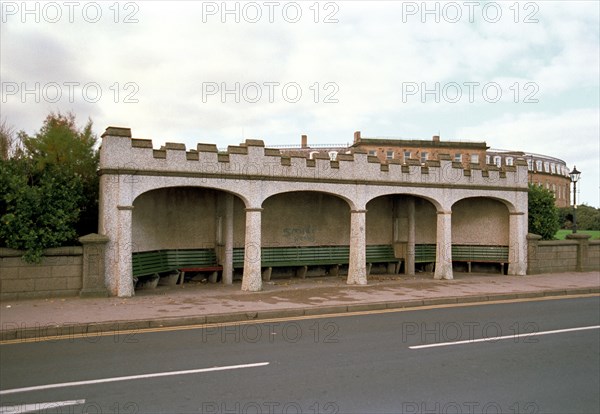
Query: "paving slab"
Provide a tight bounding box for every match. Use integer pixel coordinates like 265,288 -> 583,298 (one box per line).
1,271 -> 598,341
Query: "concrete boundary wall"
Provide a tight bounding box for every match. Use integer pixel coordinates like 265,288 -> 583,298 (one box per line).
1,247 -> 83,300
0,234 -> 109,300
527,233 -> 599,274
2,235 -> 597,300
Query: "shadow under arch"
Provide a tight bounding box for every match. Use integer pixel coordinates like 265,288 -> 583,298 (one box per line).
366,194 -> 438,274
451,196 -> 511,274
262,188 -> 355,211
261,190 -> 352,249
131,186 -> 246,253
132,184 -> 250,210
451,195 -> 517,214
366,191 -> 444,212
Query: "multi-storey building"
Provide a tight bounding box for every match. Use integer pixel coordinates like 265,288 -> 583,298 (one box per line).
486,149 -> 571,208
281,132 -> 571,208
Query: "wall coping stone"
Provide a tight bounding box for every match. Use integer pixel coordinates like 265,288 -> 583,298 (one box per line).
0,246 -> 83,258
566,233 -> 592,240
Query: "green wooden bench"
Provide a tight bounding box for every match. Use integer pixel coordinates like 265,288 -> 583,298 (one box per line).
232,247 -> 245,269
132,250 -> 170,277
451,245 -> 508,273
261,245 -> 350,267
415,244 -> 436,263
366,244 -> 401,273
132,249 -> 222,284
232,244 -> 400,277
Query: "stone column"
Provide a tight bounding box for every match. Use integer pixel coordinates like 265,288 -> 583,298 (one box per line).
566,233 -> 592,272
406,197 -> 416,276
222,194 -> 234,285
508,212 -> 527,275
434,210 -> 453,280
116,205 -> 135,297
526,233 -> 542,274
348,209 -> 368,285
79,233 -> 110,297
242,208 -> 262,291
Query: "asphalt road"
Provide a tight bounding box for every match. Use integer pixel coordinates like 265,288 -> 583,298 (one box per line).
1,296 -> 599,414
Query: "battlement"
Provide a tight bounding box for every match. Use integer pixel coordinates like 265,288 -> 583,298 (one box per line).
99,127 -> 528,189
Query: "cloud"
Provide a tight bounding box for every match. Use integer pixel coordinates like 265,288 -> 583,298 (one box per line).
456,108 -> 599,206
2,0 -> 598,206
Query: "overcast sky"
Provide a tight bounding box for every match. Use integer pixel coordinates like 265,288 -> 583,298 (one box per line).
2,0 -> 599,206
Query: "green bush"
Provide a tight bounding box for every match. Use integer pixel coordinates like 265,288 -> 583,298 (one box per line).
0,112 -> 97,262
528,184 -> 560,240
0,159 -> 83,262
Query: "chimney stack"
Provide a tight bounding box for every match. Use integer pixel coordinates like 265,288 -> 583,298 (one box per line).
354,131 -> 361,144
433,135 -> 440,142
301,134 -> 308,148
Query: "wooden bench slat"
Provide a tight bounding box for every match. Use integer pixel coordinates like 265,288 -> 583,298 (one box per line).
452,245 -> 508,262
133,249 -> 220,277
132,244 -> 508,278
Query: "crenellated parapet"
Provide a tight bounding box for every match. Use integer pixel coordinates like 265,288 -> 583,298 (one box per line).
99,127 -> 528,190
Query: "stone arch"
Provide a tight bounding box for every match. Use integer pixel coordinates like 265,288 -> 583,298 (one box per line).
130,179 -> 251,209
131,186 -> 245,253
451,197 -> 510,247
261,190 -> 352,248
451,194 -> 517,214
366,194 -> 439,275
365,194 -> 437,246
261,187 -> 356,211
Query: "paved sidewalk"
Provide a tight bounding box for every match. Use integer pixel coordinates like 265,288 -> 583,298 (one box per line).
1,271 -> 598,341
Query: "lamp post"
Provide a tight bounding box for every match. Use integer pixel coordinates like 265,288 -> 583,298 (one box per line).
569,166 -> 581,233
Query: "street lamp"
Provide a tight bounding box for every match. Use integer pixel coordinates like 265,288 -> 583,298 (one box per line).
569,166 -> 581,233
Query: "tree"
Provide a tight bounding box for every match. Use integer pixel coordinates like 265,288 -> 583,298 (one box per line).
0,118 -> 23,161
528,184 -> 560,240
20,112 -> 98,178
0,160 -> 83,262
575,204 -> 600,231
0,112 -> 99,261
19,112 -> 99,236
558,206 -> 572,229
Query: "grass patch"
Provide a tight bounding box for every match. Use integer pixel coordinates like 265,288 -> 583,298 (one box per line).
555,229 -> 600,240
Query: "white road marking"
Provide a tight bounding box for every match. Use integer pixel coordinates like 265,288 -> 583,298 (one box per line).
0,362 -> 269,396
0,399 -> 85,413
410,325 -> 600,349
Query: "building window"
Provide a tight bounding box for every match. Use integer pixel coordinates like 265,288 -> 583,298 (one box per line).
420,152 -> 428,164
368,150 -> 377,156
551,163 -> 556,174
454,153 -> 462,162
544,161 -> 550,172
404,151 -> 411,162
494,156 -> 501,167
506,157 -> 513,166
386,150 -> 394,160
486,155 -> 491,165
536,160 -> 542,171
328,151 -> 338,161
309,151 -> 319,160
527,159 -> 534,170
470,154 -> 479,164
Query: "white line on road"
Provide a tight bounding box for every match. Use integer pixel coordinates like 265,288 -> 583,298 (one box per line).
0,399 -> 85,414
410,325 -> 600,349
0,362 -> 269,396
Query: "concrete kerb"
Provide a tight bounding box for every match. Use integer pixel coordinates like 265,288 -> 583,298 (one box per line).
2,287 -> 598,343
